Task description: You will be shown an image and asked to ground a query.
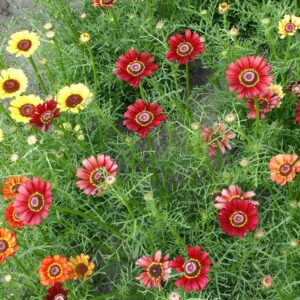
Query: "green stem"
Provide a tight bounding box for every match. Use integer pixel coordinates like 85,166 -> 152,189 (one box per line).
53,39 -> 67,83
254,97 -> 260,138
87,45 -> 98,96
262,0 -> 266,10
28,56 -> 48,95
295,0 -> 298,12
139,83 -> 146,100
284,36 -> 292,62
110,9 -> 121,40
0,54 -> 4,69
112,184 -> 135,219
186,63 -> 191,116
267,30 -> 276,59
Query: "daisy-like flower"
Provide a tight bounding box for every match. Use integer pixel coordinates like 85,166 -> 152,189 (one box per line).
9,94 -> 43,123
217,199 -> 259,238
226,56 -> 272,99
69,253 -> 95,280
296,100 -> 300,123
80,32 -> 91,43
29,100 -> 60,131
218,2 -> 230,14
6,30 -> 40,58
14,177 -> 52,226
123,99 -> 167,139
38,255 -> 72,286
269,154 -> 300,185
0,228 -> 18,263
76,154 -> 118,196
278,15 -> 300,39
245,90 -> 280,119
286,81 -> 300,97
4,202 -> 25,229
56,83 -> 93,113
202,123 -> 235,157
215,185 -> 259,209
166,29 -> 204,64
168,292 -> 180,300
92,0 -> 117,8
1,175 -> 29,201
0,68 -> 28,99
115,48 -> 158,88
45,282 -> 68,300
268,84 -> 285,107
261,275 -> 273,288
136,250 -> 171,290
170,245 -> 211,292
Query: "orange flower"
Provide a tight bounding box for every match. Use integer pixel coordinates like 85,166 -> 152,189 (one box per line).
4,202 -> 25,229
1,175 -> 29,200
69,253 -> 95,280
269,154 -> 300,185
0,228 -> 18,263
38,254 -> 72,286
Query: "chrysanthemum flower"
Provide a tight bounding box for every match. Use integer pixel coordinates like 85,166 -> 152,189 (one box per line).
278,15 -> 300,39
56,83 -> 92,113
269,154 -> 300,185
115,48 -> 158,88
123,99 -> 167,139
0,68 -> 28,99
6,30 -> 40,58
218,199 -> 259,238
268,84 -> 285,107
245,90 -> 280,119
170,245 -> 211,292
218,2 -> 230,14
92,0 -> 117,8
296,100 -> 300,123
69,253 -> 95,280
14,177 -> 52,226
215,185 -> 259,209
4,202 -> 25,229
0,228 -> 18,263
76,154 -> 118,196
226,56 -> 272,99
166,29 -> 204,64
38,255 -> 72,286
286,81 -> 300,97
45,282 -> 68,300
1,175 -> 29,201
80,32 -> 91,43
202,123 -> 235,157
136,250 -> 171,290
9,94 -> 43,123
29,100 -> 60,132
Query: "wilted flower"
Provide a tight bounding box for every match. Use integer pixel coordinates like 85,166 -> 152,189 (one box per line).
144,192 -> 154,202
225,113 -> 236,123
191,123 -> 200,130
240,158 -> 249,167
156,20 -> 164,30
218,2 -> 230,14
27,135 -> 37,145
46,31 -> 55,39
229,26 -> 238,37
261,275 -> 272,288
255,229 -> 265,238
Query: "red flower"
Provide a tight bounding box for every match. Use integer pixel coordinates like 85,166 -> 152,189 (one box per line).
76,154 -> 118,196
245,89 -> 280,119
92,0 -> 117,8
166,29 -> 204,64
226,56 -> 272,99
14,177 -> 52,226
45,282 -> 68,300
29,100 -> 60,131
170,245 -> 211,292
286,81 -> 300,97
4,202 -> 25,229
115,48 -> 158,88
297,240 -> 300,247
123,99 -> 166,138
217,199 -> 259,238
295,100 -> 300,123
135,250 -> 171,290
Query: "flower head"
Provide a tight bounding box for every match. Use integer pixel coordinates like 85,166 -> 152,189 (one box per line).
76,154 -> 118,196
10,154 -> 19,162
168,292 -> 180,300
123,99 -> 167,139
287,81 -> 300,97
80,32 -> 91,43
226,56 -> 272,99
44,23 -> 53,30
1,175 -> 29,201
27,135 -> 37,145
92,0 -> 117,8
7,30 -> 40,58
218,199 -> 259,238
170,245 -> 211,292
0,228 -> 18,263
278,15 -> 300,39
166,29 -> 204,64
115,48 -> 158,88
14,177 -> 52,226
229,26 -> 238,37
4,202 -> 25,229
69,253 -> 95,280
45,282 -> 68,300
46,31 -> 55,39
261,275 -> 272,288
218,2 -> 230,14
136,250 -> 171,290
269,154 -> 300,185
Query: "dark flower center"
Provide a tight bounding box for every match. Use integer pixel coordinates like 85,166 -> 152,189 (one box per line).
184,259 -> 201,278
0,239 -> 8,253
48,264 -> 62,278
176,42 -> 193,57
90,169 -> 104,185
147,263 -> 162,279
135,111 -> 154,126
17,39 -> 32,51
230,211 -> 248,227
259,98 -> 269,110
20,104 -> 34,116
126,61 -> 145,76
279,163 -> 292,176
12,183 -> 21,193
239,69 -> 259,87
29,192 -> 45,212
75,263 -> 88,275
3,79 -> 20,93
66,94 -> 83,108
41,110 -> 53,124
54,295 -> 65,300
285,22 -> 296,33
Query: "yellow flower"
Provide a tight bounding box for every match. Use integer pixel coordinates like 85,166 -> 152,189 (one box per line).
0,68 -> 28,100
80,32 -> 91,43
0,129 -> 3,142
9,94 -> 42,123
43,23 -> 53,30
6,30 -> 40,58
69,254 -> 95,280
218,2 -> 230,14
268,84 -> 285,107
278,15 -> 300,39
56,83 -> 93,113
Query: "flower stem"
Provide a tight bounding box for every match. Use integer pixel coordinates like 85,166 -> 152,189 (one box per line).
110,9 -> 121,40
87,45 -> 98,96
53,38 -> 68,83
28,56 -> 48,95
0,53 -> 4,69
139,83 -> 146,100
254,97 -> 260,138
284,36 -> 292,62
185,63 -> 191,116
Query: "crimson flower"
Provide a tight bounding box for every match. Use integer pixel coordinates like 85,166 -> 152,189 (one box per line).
226,56 -> 272,99
286,81 -> 300,97
114,48 -> 158,88
29,100 -> 60,131
295,100 -> 300,123
45,282 -> 68,300
166,29 -> 204,64
170,245 -> 211,292
123,99 -> 166,138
